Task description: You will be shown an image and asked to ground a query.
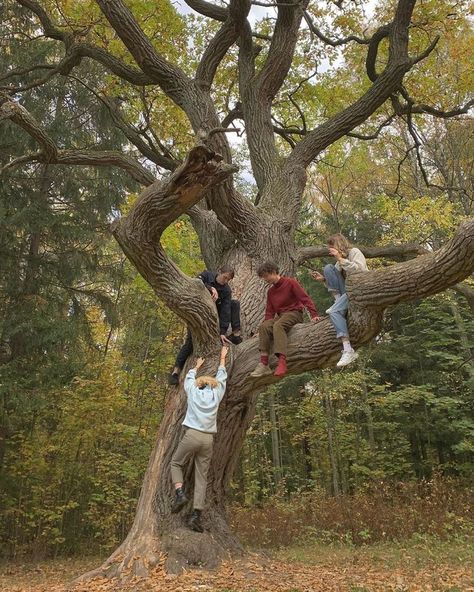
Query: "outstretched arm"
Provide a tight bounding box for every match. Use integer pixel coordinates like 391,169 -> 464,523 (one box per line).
215,347 -> 229,401
184,357 -> 205,396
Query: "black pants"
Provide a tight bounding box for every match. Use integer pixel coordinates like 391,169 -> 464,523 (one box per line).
175,300 -> 241,370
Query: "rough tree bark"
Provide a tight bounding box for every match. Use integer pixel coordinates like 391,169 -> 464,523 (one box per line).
2,0 -> 474,582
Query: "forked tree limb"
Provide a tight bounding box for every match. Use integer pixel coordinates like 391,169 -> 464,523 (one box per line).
0,96 -> 156,184
112,145 -> 238,350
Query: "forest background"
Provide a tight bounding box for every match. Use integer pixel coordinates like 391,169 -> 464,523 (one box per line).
0,0 -> 473,569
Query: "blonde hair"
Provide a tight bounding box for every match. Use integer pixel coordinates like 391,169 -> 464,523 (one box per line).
195,375 -> 219,389
327,233 -> 351,258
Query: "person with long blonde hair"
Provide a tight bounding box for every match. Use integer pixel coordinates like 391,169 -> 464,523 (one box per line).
170,346 -> 229,532
311,233 -> 368,367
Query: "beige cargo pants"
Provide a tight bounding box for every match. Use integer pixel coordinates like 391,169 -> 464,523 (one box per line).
171,427 -> 214,511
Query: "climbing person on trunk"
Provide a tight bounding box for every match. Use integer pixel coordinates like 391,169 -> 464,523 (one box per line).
310,233 -> 368,367
250,262 -> 322,379
168,267 -> 241,385
170,346 -> 229,532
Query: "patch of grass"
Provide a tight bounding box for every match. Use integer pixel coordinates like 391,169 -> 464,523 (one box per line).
272,534 -> 474,571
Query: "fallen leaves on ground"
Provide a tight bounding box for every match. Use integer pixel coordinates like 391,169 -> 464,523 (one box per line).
1,553 -> 474,592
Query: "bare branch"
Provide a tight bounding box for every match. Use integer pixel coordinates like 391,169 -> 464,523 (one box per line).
95,0 -> 194,104
410,35 -> 439,65
67,75 -> 179,171
346,113 -> 397,140
184,0 -> 228,22
0,94 -> 57,160
453,282 -> 474,314
0,64 -> 56,82
365,24 -> 392,82
15,0 -> 70,42
257,0 -> 308,101
302,9 -> 369,47
0,96 -> 155,184
9,1 -> 156,87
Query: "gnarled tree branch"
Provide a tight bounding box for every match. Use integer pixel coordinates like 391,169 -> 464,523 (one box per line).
0,96 -> 156,184
113,146 -> 238,348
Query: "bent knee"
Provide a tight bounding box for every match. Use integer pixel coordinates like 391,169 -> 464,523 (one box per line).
323,263 -> 335,274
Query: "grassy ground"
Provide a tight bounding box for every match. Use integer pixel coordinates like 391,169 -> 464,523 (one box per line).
274,534 -> 474,571
1,536 -> 473,592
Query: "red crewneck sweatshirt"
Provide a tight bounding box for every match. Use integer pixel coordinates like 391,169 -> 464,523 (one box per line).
264,276 -> 319,320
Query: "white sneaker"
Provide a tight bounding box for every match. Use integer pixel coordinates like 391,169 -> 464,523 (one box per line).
325,306 -> 333,314
336,350 -> 359,367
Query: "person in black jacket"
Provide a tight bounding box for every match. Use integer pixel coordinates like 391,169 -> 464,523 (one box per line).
168,266 -> 241,385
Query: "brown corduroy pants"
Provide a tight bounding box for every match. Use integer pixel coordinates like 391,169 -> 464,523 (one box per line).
258,310 -> 303,356
170,428 -> 214,511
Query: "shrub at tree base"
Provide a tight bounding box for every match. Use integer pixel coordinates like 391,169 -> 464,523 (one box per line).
231,477 -> 474,548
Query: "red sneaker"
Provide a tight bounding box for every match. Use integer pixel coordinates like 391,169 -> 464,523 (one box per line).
274,356 -> 287,377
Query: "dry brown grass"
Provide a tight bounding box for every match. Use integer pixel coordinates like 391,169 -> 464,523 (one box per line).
231,477 -> 474,547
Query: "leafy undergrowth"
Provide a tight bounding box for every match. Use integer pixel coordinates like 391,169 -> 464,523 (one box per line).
231,479 -> 474,548
1,536 -> 473,592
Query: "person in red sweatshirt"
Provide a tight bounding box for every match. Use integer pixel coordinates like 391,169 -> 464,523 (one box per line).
250,261 -> 322,378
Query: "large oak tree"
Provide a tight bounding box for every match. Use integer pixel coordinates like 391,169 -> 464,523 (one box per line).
1,0 -> 473,580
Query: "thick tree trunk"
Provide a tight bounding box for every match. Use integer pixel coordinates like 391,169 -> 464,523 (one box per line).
77,218 -> 474,582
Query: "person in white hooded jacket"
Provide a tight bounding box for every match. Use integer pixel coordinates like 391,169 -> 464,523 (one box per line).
170,346 -> 228,532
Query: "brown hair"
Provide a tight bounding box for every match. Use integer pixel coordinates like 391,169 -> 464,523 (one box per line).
218,266 -> 235,278
195,375 -> 219,389
327,233 -> 351,258
257,261 -> 279,276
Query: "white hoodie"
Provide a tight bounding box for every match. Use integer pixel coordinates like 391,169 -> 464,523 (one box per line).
182,366 -> 227,433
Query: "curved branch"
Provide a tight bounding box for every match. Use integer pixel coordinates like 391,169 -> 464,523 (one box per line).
1,149 -> 156,186
365,24 -> 392,82
453,282 -> 474,314
350,218 -> 474,309
113,146 -> 238,347
10,1 -> 156,87
0,96 -> 155,184
15,0 -> 71,43
302,9 -> 370,47
184,0 -> 228,22
0,95 -> 57,160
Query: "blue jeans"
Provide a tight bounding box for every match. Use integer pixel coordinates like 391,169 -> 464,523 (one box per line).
327,293 -> 349,339
323,264 -> 346,295
324,265 -> 348,339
